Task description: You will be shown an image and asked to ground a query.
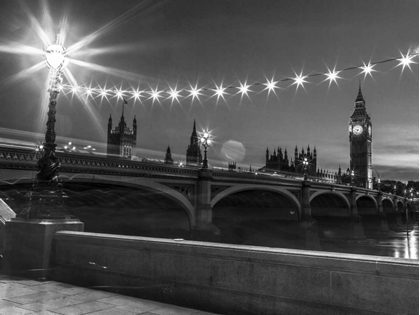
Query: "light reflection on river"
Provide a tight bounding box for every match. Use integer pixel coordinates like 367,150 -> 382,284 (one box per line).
319,223 -> 419,260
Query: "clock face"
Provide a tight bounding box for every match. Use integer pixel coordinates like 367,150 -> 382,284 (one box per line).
353,125 -> 363,135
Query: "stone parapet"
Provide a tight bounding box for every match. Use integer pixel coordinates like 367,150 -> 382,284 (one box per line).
52,231 -> 418,315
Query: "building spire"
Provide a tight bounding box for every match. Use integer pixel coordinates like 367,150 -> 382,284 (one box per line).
192,119 -> 197,136
355,81 -> 365,103
121,98 -> 128,121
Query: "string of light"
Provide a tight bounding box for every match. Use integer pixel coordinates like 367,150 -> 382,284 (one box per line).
59,50 -> 418,104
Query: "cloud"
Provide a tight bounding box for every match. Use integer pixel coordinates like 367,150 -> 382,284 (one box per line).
374,165 -> 419,182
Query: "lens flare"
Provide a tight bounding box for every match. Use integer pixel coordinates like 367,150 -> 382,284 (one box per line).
237,80 -> 252,100
0,61 -> 44,89
359,62 -> 376,79
130,88 -> 144,103
263,77 -> 279,96
323,67 -> 342,88
187,84 -> 203,103
397,51 -> 417,72
212,83 -> 228,103
0,41 -> 45,56
148,87 -> 162,104
291,71 -> 308,91
167,86 -> 181,105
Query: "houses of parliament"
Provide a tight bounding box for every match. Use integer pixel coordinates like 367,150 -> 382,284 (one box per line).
106,85 -> 373,189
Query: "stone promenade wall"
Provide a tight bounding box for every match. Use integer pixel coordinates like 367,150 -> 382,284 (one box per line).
52,231 -> 419,315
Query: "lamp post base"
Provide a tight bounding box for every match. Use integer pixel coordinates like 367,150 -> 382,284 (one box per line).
3,218 -> 84,279
17,180 -> 72,220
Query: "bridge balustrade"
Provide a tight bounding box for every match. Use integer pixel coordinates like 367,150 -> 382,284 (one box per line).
0,146 -> 198,178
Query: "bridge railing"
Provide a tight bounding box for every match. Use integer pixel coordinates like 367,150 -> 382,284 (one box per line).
0,146 -> 199,178
0,146 -> 409,201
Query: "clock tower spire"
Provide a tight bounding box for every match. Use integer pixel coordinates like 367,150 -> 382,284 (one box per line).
349,84 -> 372,189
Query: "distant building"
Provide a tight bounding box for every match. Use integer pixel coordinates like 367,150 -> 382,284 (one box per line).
186,120 -> 202,165
349,84 -> 373,189
264,145 -> 317,176
107,101 -> 137,158
164,146 -> 174,164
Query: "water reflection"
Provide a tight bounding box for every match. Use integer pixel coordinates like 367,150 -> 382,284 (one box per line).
1,183 -> 418,260
319,223 -> 419,259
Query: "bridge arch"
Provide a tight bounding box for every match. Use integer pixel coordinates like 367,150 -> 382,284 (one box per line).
211,184 -> 301,218
211,185 -> 302,247
396,201 -> 404,212
60,173 -> 195,225
309,191 -> 351,217
382,198 -> 394,214
356,194 -> 378,215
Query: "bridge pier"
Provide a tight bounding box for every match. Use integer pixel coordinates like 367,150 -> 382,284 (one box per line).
300,181 -> 321,250
191,169 -> 220,241
376,192 -> 390,231
349,188 -> 366,239
389,196 -> 404,226
403,200 -> 411,225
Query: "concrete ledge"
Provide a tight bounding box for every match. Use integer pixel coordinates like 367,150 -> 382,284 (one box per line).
52,231 -> 419,315
3,219 -> 84,278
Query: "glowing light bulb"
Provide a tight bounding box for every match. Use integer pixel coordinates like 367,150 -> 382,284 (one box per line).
324,67 -> 341,87
131,89 -> 143,101
359,62 -> 376,78
212,84 -> 227,101
148,88 -> 162,103
263,78 -> 279,96
45,44 -> 68,70
187,84 -> 202,102
397,51 -> 416,72
291,72 -> 308,90
168,87 -> 181,103
237,81 -> 251,97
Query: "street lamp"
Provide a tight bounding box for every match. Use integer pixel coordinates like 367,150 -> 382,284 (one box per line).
83,145 -> 96,154
64,142 -> 76,152
200,130 -> 212,169
350,170 -> 355,186
18,34 -> 70,219
302,157 -> 309,181
377,178 -> 381,191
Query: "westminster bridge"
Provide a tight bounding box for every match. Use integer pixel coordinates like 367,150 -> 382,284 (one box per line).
0,145 -> 412,240
1,145 -> 418,315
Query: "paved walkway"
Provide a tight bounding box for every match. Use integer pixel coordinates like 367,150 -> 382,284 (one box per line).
0,275 -> 219,315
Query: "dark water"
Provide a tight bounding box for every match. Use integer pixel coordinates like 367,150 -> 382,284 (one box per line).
319,223 -> 419,259
1,184 -> 418,260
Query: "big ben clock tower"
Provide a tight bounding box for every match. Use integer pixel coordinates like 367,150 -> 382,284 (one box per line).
349,84 -> 373,189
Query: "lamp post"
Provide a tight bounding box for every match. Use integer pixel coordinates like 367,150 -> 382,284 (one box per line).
404,188 -> 409,239
377,178 -> 381,191
18,34 -> 71,219
200,131 -> 212,169
350,170 -> 355,186
302,157 -> 309,181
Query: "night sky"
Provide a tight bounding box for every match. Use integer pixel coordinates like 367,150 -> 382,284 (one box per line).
0,0 -> 418,182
